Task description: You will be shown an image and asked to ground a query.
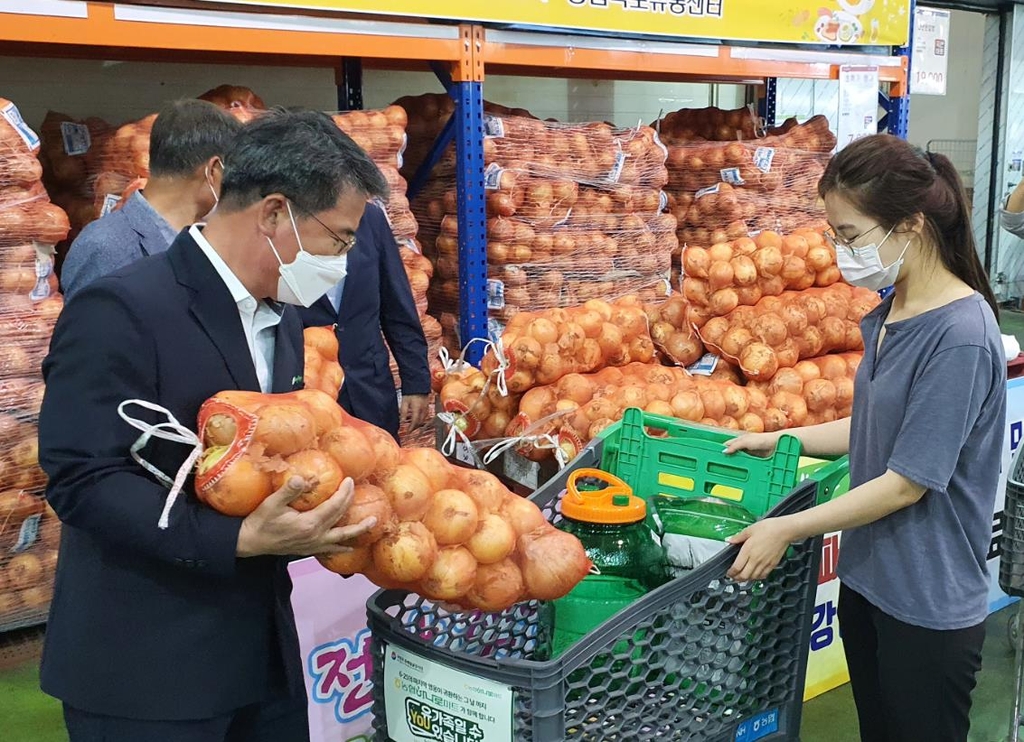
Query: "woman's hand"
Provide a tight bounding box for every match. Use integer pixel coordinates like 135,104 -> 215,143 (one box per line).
726,516 -> 798,582
723,431 -> 780,457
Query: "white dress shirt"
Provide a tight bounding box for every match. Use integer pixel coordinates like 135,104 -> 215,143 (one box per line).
190,225 -> 282,393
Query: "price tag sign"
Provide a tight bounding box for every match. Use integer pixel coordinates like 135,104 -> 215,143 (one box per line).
836,65 -> 879,150
384,642 -> 514,742
911,7 -> 950,96
502,450 -> 541,490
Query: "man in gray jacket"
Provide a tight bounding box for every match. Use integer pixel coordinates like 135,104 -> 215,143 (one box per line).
60,99 -> 241,299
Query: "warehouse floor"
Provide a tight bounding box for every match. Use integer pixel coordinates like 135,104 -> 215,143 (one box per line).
0,605 -> 1019,742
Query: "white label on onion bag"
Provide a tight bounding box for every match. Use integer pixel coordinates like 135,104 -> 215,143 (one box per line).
60,121 -> 91,156
99,194 -> 122,217
35,253 -> 53,279
484,163 -> 504,190
687,352 -> 721,376
487,318 -> 505,345
12,514 -> 42,553
454,441 -> 476,466
659,190 -> 669,212
695,183 -> 720,199
396,132 -> 408,170
1,102 -> 40,150
720,167 -> 745,186
483,115 -> 505,138
754,147 -> 776,173
371,197 -> 395,229
30,275 -> 52,301
503,451 -> 540,490
607,151 -> 627,184
487,279 -> 505,310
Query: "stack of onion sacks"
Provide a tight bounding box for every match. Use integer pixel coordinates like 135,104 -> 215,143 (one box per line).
193,388 -> 591,611
303,327 -> 344,398
696,284 -> 879,381
479,298 -> 654,394
438,364 -> 522,442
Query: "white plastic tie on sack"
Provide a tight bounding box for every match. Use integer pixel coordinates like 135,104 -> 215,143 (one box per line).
437,410 -> 476,459
117,400 -> 204,530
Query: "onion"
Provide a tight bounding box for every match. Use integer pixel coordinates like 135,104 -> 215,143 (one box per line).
467,513 -> 517,564
739,412 -> 766,433
340,483 -> 395,546
203,413 -> 237,447
423,489 -> 480,545
670,390 -> 705,421
294,389 -> 345,436
197,453 -> 273,516
517,526 -> 592,601
500,493 -> 548,536
466,559 -> 525,612
421,546 -> 478,602
763,408 -> 788,432
318,547 -> 371,576
730,255 -> 757,287
453,469 -> 507,513
379,464 -> 433,521
804,379 -> 838,413
364,426 -> 401,477
403,448 -> 455,492
708,260 -> 734,292
739,343 -> 779,380
710,289 -> 740,316
752,247 -> 783,277
719,327 -> 754,358
254,404 -> 318,458
794,360 -> 822,382
771,391 -> 809,427
372,521 -> 438,583
272,449 -> 344,511
698,387 -> 727,421
683,246 -> 710,278
321,426 -> 376,483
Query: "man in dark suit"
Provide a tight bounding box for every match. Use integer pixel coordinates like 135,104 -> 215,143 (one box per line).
298,201 -> 430,440
60,99 -> 241,299
38,110 -> 387,742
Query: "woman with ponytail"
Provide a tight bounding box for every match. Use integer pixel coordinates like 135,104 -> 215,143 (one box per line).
724,134 -> 1006,742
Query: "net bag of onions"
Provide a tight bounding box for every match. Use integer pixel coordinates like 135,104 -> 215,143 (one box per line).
302,326 -> 344,399
193,389 -> 592,611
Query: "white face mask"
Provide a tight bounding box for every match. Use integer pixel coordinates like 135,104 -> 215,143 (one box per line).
834,225 -> 911,292
266,202 -> 349,307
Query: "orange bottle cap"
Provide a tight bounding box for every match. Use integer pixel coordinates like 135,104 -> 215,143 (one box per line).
562,468 -> 646,525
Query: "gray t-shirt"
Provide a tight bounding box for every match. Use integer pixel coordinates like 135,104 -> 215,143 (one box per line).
838,292 -> 1006,630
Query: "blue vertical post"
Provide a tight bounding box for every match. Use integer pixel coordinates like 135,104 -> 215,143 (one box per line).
759,78 -> 778,129
885,0 -> 914,139
453,27 -> 489,366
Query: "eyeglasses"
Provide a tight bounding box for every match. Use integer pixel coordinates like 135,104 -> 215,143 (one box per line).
304,211 -> 356,255
824,224 -> 881,252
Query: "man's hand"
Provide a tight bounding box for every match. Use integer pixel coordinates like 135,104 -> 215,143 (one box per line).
236,476 -> 376,558
401,394 -> 431,431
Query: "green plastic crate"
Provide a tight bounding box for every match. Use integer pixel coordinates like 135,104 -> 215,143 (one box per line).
798,456 -> 851,505
597,408 -> 849,517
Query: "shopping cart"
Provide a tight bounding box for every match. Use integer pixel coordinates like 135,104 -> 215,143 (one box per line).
999,446 -> 1024,741
368,411 -> 839,741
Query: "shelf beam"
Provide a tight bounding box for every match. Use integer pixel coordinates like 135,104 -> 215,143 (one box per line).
0,2 -> 464,62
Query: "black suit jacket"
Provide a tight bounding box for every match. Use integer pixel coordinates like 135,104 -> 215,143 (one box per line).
38,230 -> 306,720
298,203 -> 429,438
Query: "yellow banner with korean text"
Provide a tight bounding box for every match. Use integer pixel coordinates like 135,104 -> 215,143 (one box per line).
205,0 -> 911,46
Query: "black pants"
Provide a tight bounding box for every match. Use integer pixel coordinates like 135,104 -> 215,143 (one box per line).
838,584 -> 985,742
63,694 -> 309,742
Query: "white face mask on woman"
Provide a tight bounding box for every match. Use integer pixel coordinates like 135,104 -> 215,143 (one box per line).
832,225 -> 911,292
265,201 -> 348,307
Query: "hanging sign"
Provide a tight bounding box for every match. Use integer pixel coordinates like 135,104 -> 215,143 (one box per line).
200,0 -> 912,46
836,65 -> 879,150
911,7 -> 950,96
